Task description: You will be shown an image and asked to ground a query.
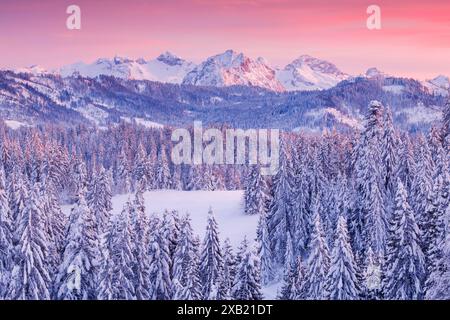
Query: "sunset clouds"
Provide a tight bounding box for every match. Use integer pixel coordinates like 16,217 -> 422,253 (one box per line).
0,0 -> 449,79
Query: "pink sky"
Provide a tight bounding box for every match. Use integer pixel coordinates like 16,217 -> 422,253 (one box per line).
1,0 -> 449,79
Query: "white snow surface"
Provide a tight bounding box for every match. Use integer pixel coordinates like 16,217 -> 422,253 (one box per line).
121,117 -> 164,129
397,104 -> 442,124
59,52 -> 196,84
4,120 -> 30,129
276,55 -> 349,91
382,85 -> 405,94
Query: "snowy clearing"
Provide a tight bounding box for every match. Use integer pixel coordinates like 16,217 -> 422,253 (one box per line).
62,190 -> 258,248
4,120 -> 30,130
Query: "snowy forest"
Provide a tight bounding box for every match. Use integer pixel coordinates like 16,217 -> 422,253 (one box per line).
0,99 -> 448,300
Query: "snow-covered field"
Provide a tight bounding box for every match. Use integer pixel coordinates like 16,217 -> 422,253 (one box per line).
62,190 -> 258,248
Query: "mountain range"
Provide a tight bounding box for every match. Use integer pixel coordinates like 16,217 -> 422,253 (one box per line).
14,49 -> 449,96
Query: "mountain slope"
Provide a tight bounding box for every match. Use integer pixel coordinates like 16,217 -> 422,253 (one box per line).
276,55 -> 349,91
423,75 -> 449,96
182,50 -> 285,92
0,70 -> 445,133
59,52 -> 196,84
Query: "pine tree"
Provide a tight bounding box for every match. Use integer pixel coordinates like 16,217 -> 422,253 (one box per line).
326,216 -> 360,300
7,184 -> 52,300
98,202 -> 136,300
303,205 -> 330,300
133,143 -> 149,189
383,180 -> 425,300
381,106 -> 398,207
362,247 -> 382,299
148,219 -> 173,300
352,101 -> 387,260
411,138 -> 434,252
244,165 -> 269,215
87,166 -> 113,233
117,146 -> 131,194
0,164 -> 13,298
291,257 -> 306,300
55,188 -> 100,300
172,214 -> 200,299
425,204 -> 450,299
8,168 -> 28,229
220,238 -> 236,298
278,263 -> 296,300
266,140 -> 295,265
442,98 -> 450,147
396,134 -> 416,195
129,183 -> 152,300
257,210 -> 274,285
199,208 -> 223,300
155,148 -> 171,189
232,248 -> 263,300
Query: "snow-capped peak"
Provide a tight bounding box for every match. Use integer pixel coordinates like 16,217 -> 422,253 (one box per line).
59,53 -> 196,84
276,55 -> 349,91
156,51 -> 186,66
365,67 -> 388,78
182,50 -> 285,92
16,65 -> 49,75
423,75 -> 449,96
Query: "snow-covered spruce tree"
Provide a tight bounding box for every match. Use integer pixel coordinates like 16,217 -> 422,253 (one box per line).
232,246 -> 263,300
117,146 -> 131,194
266,140 -> 295,265
443,98 -> 450,147
199,208 -> 223,300
411,137 -> 434,249
172,214 -> 201,299
425,205 -> 450,299
291,153 -> 312,257
395,134 -> 416,196
133,143 -> 149,190
291,257 -> 306,300
220,238 -> 236,298
325,215 -> 360,300
424,147 -> 449,298
381,106 -> 398,209
98,202 -> 136,300
279,255 -> 306,300
7,168 -> 28,229
257,210 -> 274,285
303,204 -> 330,300
351,100 -> 387,261
148,218 -> 173,300
39,175 -> 67,290
362,247 -> 382,300
55,188 -> 100,300
421,177 -> 444,288
87,166 -> 113,234
129,183 -> 152,300
244,165 -> 269,215
383,179 -> 425,300
155,148 -> 172,190
7,184 -> 52,300
277,232 -> 296,300
0,164 -> 13,298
